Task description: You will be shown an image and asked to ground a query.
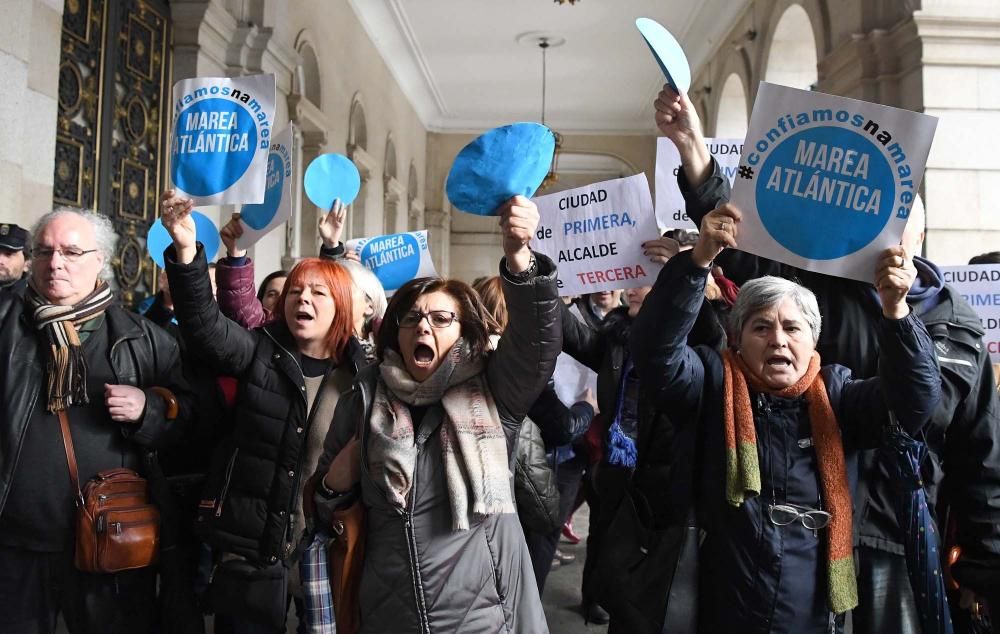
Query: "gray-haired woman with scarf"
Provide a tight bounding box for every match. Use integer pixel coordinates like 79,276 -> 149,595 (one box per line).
313,195 -> 561,633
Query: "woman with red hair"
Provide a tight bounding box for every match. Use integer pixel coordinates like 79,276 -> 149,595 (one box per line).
158,190 -> 365,632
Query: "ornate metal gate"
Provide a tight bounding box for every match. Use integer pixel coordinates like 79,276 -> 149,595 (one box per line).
54,0 -> 171,306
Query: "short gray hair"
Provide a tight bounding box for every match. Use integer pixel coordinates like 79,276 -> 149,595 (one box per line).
335,259 -> 388,333
32,208 -> 118,280
729,276 -> 821,346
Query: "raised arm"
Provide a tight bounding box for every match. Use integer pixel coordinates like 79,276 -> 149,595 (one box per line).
631,206 -> 739,412
160,191 -> 260,377
559,300 -> 604,372
527,381 -> 595,448
486,197 -> 562,437
215,214 -> 271,329
834,247 -> 942,445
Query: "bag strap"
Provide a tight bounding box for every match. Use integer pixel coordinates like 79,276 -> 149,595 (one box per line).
56,410 -> 85,507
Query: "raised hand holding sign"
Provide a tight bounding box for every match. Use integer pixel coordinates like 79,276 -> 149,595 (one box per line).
149,191 -> 220,267
319,199 -> 347,249
691,204 -> 741,269
497,195 -> 540,273
874,246 -> 916,319
636,18 -> 692,94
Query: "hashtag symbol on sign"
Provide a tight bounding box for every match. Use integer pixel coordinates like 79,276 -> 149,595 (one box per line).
738,165 -> 754,179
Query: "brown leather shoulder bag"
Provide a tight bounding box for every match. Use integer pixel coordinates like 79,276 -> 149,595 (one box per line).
57,410 -> 160,573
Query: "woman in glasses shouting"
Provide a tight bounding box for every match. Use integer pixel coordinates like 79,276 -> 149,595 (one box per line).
313,195 -> 560,633
629,203 -> 942,633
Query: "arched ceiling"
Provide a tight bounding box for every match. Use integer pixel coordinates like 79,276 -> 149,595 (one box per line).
347,0 -> 752,134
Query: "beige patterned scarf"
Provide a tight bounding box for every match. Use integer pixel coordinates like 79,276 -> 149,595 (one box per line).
26,280 -> 115,412
369,341 -> 514,530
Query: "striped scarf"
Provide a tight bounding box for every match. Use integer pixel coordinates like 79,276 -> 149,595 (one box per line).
370,341 -> 514,530
722,349 -> 858,614
26,281 -> 115,412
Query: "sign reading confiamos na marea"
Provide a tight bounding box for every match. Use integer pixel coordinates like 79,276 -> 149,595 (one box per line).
730,82 -> 938,282
939,264 -> 1000,363
170,74 -> 276,206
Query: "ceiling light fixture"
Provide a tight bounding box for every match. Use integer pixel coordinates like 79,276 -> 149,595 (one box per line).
553,0 -> 580,5
538,37 -> 563,189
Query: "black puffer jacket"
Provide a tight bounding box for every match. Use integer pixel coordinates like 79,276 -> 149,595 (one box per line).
313,254 -> 561,634
514,417 -> 561,534
165,245 -> 364,564
682,159 -> 1000,587
632,251 -> 941,633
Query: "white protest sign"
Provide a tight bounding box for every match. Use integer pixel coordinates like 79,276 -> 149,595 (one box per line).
530,173 -> 661,297
730,82 -> 937,282
236,126 -> 293,249
939,264 -> 1000,363
655,137 -> 743,230
553,303 -> 599,405
170,74 -> 276,206
347,230 -> 438,295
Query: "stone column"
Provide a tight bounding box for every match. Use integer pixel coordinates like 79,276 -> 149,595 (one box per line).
913,3 -> 1000,261
816,0 -> 1000,262
424,208 -> 451,276
347,144 -> 378,241
0,0 -> 64,228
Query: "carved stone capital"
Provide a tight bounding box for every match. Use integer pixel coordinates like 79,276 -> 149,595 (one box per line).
348,145 -> 377,183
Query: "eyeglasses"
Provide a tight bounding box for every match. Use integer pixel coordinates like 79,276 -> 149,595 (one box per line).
34,247 -> 98,262
397,310 -> 458,329
767,502 -> 832,530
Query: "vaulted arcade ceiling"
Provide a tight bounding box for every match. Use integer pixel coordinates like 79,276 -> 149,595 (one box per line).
348,0 -> 751,134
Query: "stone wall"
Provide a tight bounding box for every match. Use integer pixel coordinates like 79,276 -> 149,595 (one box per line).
0,0 -> 63,231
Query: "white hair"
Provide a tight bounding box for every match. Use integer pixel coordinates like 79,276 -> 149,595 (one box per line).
335,259 -> 388,332
729,275 -> 822,346
32,208 -> 118,279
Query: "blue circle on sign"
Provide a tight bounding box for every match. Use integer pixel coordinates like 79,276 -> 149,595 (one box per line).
304,154 -> 361,209
241,153 -> 285,229
171,98 -> 258,197
756,127 -> 895,260
147,211 -> 221,268
360,233 -> 420,291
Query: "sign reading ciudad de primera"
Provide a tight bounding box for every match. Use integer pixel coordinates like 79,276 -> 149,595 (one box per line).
530,173 -> 661,297
170,74 -> 277,206
730,83 -> 938,282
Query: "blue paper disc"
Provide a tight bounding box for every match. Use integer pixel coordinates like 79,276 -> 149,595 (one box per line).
636,18 -> 691,94
445,122 -> 556,216
304,154 -> 361,209
147,210 -> 221,268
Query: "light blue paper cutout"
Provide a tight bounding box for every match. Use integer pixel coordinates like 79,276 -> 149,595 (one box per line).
147,210 -> 220,268
636,18 -> 691,94
304,154 -> 361,209
445,122 -> 556,216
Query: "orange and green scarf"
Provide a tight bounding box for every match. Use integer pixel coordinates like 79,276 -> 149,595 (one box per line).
722,349 -> 858,614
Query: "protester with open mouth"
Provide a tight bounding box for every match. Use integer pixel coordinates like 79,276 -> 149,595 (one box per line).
313,195 -> 561,633
157,189 -> 363,632
629,204 -> 942,633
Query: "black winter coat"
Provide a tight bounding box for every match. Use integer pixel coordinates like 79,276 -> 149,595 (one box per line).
0,294 -> 194,516
165,245 -> 364,564
313,254 -> 561,634
682,159 -> 1000,587
632,251 -> 942,633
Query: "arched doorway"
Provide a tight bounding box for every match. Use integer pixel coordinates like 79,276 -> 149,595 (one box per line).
715,73 -> 749,139
764,4 -> 818,90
